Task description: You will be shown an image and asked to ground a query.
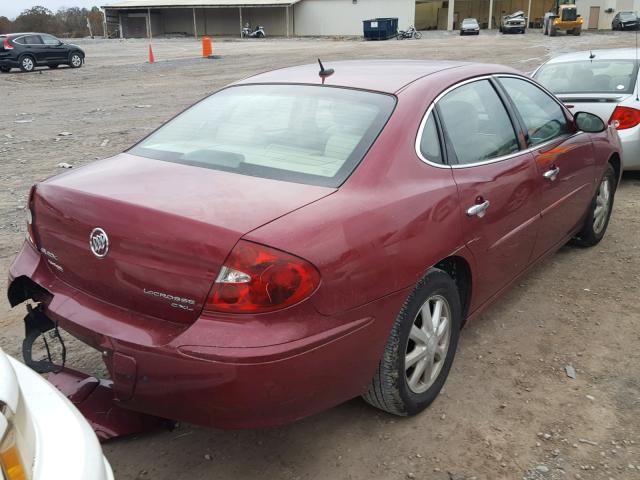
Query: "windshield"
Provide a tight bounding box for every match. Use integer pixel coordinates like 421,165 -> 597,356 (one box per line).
620,12 -> 636,19
130,84 -> 396,187
462,19 -> 477,25
534,60 -> 639,94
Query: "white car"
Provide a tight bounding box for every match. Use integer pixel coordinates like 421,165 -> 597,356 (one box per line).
0,349 -> 113,480
533,48 -> 639,170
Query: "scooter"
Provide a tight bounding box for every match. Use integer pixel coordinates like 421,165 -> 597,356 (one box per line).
242,23 -> 266,38
396,25 -> 422,39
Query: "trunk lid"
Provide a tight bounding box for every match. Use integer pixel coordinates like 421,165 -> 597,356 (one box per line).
556,93 -> 631,123
32,154 -> 335,324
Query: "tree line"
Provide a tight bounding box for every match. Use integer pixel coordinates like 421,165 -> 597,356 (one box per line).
0,6 -> 104,38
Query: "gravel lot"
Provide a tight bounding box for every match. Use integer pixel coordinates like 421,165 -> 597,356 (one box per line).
1,30 -> 640,480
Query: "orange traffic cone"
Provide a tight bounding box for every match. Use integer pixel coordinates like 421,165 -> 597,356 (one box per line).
202,36 -> 212,57
148,44 -> 155,64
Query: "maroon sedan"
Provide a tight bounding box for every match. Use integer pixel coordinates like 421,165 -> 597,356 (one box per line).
8,60 -> 621,429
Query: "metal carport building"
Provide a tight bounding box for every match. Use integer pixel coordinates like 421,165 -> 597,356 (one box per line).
102,0 -> 299,38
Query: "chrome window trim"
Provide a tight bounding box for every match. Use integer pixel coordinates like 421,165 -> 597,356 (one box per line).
12,35 -> 43,46
415,73 -> 579,170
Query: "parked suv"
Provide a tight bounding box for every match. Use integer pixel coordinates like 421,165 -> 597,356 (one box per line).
0,33 -> 85,73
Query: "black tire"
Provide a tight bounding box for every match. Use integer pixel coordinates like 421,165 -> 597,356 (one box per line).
550,24 -> 557,36
256,31 -> 264,38
0,66 -> 10,73
573,27 -> 581,36
362,268 -> 462,416
49,64 -> 59,69
19,55 -> 35,72
69,52 -> 83,68
573,164 -> 616,247
414,31 -> 422,39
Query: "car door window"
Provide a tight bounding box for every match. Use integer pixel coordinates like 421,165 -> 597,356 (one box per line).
499,77 -> 571,146
41,35 -> 60,45
23,35 -> 43,45
418,112 -> 443,164
436,80 -> 519,165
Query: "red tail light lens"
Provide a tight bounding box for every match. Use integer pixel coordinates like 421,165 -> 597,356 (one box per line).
609,106 -> 640,130
206,240 -> 320,313
2,37 -> 13,50
26,185 -> 37,247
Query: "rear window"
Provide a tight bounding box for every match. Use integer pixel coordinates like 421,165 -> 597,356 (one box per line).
534,60 -> 639,94
130,84 -> 396,187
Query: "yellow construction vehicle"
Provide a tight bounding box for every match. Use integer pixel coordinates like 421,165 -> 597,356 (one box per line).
543,0 -> 583,36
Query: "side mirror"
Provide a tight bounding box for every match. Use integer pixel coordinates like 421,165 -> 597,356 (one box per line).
574,111 -> 606,133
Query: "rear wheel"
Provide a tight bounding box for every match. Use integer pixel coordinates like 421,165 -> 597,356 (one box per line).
550,23 -> 557,36
0,66 -> 10,73
69,53 -> 83,68
362,269 -> 461,416
573,164 -> 616,247
19,55 -> 35,72
573,26 -> 581,35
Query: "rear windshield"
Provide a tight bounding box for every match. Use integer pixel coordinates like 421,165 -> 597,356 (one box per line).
534,60 -> 639,94
130,84 -> 396,187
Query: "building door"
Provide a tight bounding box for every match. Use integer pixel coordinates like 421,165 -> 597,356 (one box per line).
588,6 -> 600,29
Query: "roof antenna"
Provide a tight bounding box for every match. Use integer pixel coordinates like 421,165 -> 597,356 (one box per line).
318,58 -> 334,80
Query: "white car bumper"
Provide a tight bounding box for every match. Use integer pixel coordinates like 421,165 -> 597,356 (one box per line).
2,354 -> 113,480
618,123 -> 640,170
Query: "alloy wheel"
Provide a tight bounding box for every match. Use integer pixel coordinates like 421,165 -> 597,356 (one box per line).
22,57 -> 34,71
71,55 -> 82,67
404,294 -> 452,394
593,175 -> 611,234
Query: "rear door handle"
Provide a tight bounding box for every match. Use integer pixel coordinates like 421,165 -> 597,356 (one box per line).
543,166 -> 560,181
467,200 -> 490,217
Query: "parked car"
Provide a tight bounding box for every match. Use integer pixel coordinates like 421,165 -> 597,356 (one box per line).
500,10 -> 527,33
460,18 -> 480,35
0,348 -> 113,479
533,48 -> 639,170
0,33 -> 84,73
612,11 -> 639,30
8,60 -> 621,430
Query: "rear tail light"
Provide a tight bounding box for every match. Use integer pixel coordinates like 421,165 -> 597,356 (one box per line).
26,185 -> 36,248
2,38 -> 13,50
205,240 -> 320,313
609,106 -> 640,130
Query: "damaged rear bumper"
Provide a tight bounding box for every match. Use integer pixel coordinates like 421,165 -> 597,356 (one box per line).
9,241 -> 406,429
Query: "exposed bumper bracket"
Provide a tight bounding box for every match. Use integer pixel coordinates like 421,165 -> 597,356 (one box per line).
22,304 -> 66,374
22,304 -> 172,442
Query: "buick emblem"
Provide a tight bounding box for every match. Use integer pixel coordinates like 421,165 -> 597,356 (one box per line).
89,228 -> 109,258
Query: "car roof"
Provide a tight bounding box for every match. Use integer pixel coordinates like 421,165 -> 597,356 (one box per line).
4,32 -> 44,37
234,60 -> 499,94
545,48 -> 640,63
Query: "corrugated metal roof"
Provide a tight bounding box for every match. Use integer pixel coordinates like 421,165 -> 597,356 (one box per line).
103,0 -> 300,8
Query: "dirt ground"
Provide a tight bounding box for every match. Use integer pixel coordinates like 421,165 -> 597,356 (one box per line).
1,30 -> 640,480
